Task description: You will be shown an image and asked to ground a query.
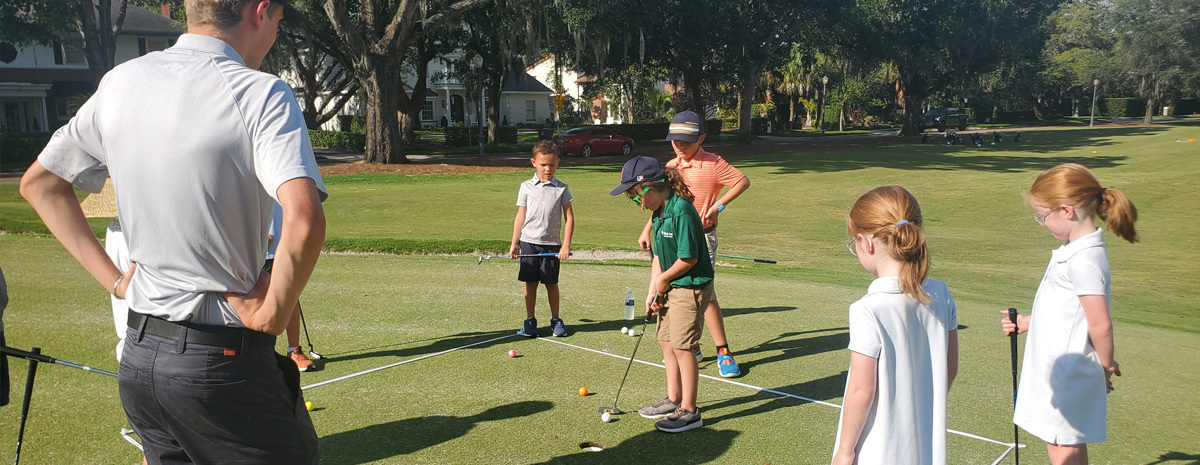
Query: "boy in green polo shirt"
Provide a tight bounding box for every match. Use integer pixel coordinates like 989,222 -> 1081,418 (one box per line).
610,155 -> 713,433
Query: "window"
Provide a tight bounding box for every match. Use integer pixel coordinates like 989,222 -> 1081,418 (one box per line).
525,100 -> 536,121
422,100 -> 434,121
62,43 -> 85,65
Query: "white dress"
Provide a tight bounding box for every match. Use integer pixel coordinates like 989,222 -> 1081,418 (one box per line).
1014,228 -> 1110,444
832,278 -> 958,465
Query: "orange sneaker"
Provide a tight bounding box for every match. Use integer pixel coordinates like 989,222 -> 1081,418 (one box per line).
289,348 -> 314,372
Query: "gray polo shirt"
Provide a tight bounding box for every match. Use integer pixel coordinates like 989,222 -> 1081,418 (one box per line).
37,34 -> 327,326
516,175 -> 572,245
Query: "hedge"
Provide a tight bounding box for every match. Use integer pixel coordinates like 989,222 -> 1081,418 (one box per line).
309,130 -> 365,151
1173,99 -> 1200,116
445,126 -> 517,146
0,132 -> 53,170
1098,98 -> 1146,118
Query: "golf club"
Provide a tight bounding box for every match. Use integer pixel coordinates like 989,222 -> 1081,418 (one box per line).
0,345 -> 117,465
1008,307 -> 1020,465
715,254 -> 776,264
599,307 -> 655,415
476,252 -> 572,265
297,303 -> 323,359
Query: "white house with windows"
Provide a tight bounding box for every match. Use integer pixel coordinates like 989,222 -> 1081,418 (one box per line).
0,4 -> 182,133
301,54 -> 555,131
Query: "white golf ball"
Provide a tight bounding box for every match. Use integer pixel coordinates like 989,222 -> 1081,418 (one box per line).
601,412 -> 612,422
621,327 -> 628,334
629,330 -> 637,337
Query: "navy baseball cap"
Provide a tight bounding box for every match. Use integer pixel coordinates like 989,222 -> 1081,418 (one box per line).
610,156 -> 666,196
665,110 -> 705,143
271,0 -> 306,22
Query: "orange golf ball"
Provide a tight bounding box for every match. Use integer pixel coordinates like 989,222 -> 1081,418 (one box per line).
578,386 -> 588,396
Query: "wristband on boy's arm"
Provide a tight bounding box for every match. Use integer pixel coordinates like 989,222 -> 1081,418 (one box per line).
715,203 -> 725,212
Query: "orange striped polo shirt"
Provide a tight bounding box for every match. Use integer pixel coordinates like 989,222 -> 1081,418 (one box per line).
666,148 -> 745,230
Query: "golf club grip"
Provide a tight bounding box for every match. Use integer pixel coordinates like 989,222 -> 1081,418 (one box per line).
0,346 -> 55,364
753,258 -> 777,264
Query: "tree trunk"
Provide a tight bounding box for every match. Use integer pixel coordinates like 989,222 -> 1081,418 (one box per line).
899,91 -> 924,136
1144,97 -> 1155,124
737,74 -> 754,144
992,105 -> 1000,122
487,79 -> 502,143
363,70 -> 407,164
788,95 -> 797,129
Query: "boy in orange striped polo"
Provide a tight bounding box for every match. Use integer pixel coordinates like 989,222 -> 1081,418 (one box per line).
638,110 -> 750,377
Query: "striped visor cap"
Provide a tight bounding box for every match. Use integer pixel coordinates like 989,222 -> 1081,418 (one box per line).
665,110 -> 704,143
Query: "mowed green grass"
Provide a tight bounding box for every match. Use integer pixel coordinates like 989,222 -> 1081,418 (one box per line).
0,122 -> 1198,464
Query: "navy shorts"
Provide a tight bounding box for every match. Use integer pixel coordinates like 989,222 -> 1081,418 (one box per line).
518,241 -> 561,285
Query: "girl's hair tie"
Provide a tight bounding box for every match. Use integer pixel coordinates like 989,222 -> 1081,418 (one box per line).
896,220 -> 910,227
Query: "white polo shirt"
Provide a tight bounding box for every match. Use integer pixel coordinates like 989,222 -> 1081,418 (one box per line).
1014,228 -> 1110,444
38,34 -> 327,326
833,277 -> 957,465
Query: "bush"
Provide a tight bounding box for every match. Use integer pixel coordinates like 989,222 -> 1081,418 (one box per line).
445,126 -> 480,146
309,130 -> 365,151
494,126 -> 518,145
1099,98 -> 1146,118
341,116 -> 367,133
0,132 -> 53,169
750,117 -> 770,135
751,103 -> 776,121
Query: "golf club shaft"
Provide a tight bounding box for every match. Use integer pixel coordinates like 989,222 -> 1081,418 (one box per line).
610,314 -> 651,411
715,254 -> 776,264
14,348 -> 40,465
298,302 -> 318,356
0,346 -> 117,377
1008,308 -> 1020,465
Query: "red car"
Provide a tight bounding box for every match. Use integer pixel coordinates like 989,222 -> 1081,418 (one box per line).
553,126 -> 635,157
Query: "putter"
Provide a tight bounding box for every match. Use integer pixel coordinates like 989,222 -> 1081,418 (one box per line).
1008,307 -> 1020,465
715,254 -> 777,264
598,306 -> 656,415
297,303 -> 322,359
476,252 -> 572,264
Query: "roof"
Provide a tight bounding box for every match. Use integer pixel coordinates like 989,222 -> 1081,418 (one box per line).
502,70 -> 553,94
117,3 -> 184,37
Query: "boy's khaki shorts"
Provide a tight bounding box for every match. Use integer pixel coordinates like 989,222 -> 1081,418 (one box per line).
656,283 -> 714,351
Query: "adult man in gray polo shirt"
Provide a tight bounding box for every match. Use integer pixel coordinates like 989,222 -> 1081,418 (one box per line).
20,0 -> 324,462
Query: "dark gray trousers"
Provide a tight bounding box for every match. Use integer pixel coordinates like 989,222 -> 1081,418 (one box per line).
119,322 -> 318,464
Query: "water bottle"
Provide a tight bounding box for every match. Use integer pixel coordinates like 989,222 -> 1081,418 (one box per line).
624,287 -> 636,320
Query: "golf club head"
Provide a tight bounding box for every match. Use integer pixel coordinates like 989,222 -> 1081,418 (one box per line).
476,256 -> 483,265
597,406 -> 621,415
308,351 -> 323,360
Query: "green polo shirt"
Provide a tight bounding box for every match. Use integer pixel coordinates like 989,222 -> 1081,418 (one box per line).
653,192 -> 714,288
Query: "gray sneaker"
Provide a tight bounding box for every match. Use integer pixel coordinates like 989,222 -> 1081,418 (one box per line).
655,408 -> 703,433
638,396 -> 679,419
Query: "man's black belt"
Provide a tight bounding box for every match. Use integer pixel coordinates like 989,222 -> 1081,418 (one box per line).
128,310 -> 274,350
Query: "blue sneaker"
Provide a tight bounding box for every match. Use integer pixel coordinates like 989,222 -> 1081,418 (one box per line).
517,317 -> 538,338
550,318 -> 567,337
716,348 -> 741,378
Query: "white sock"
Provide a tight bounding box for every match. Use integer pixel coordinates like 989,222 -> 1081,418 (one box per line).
288,346 -> 300,354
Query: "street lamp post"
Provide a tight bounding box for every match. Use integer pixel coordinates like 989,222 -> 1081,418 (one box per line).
820,75 -> 829,134
1090,79 -> 1099,127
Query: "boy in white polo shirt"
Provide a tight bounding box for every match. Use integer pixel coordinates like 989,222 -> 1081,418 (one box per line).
510,140 -> 575,337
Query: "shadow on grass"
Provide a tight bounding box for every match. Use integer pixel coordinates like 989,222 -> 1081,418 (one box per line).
324,329 -> 511,364
1145,451 -> 1200,464
319,400 -> 554,463
720,305 -> 797,317
532,427 -> 739,464
736,328 -> 850,367
702,372 -> 847,426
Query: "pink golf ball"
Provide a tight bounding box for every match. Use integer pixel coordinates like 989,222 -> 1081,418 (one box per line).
507,349 -> 517,358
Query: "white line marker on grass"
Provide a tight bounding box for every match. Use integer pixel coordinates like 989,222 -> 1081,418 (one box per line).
302,333 -> 518,390
536,337 -> 1024,452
